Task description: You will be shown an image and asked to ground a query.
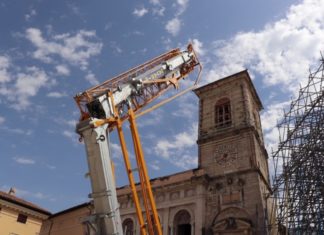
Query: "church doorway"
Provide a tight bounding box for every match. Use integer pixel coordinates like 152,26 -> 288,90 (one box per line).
173,210 -> 192,235
177,224 -> 191,235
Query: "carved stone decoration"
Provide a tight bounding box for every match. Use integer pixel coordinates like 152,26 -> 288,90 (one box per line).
214,144 -> 239,167
185,189 -> 195,197
213,206 -> 250,221
225,217 -> 237,229
157,194 -> 165,202
170,191 -> 180,200
213,218 -> 252,235
211,206 -> 253,234
120,201 -> 129,209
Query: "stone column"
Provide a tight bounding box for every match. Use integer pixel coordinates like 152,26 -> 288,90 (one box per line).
195,184 -> 206,235
170,225 -> 174,235
191,223 -> 195,235
163,207 -> 170,235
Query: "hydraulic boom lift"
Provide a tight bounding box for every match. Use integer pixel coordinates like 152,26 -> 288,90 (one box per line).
74,43 -> 202,235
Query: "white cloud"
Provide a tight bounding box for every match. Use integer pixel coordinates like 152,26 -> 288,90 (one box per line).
149,0 -> 160,5
109,141 -> 135,160
55,65 -> 70,76
172,93 -> 198,120
261,101 -> 290,151
164,0 -> 188,35
45,164 -> 56,170
149,0 -> 165,16
25,9 -> 36,21
104,22 -> 113,31
54,118 -> 77,129
176,0 -> 189,15
161,37 -> 172,50
191,38 -> 205,56
0,116 -> 5,124
152,6 -> 165,16
47,91 -> 67,98
0,126 -> 33,135
63,119 -> 77,128
207,0 -> 324,92
0,64 -> 49,110
133,31 -> 144,36
56,120 -> 79,144
13,157 -> 35,165
149,160 -> 161,171
15,67 -> 47,97
85,72 -> 99,86
0,55 -> 11,83
137,109 -> 163,128
63,130 -> 75,139
133,7 -> 149,18
110,142 -> 123,160
110,41 -> 123,54
173,154 -> 197,169
26,28 -> 103,69
154,123 -> 198,169
155,131 -> 195,158
12,67 -> 48,110
177,0 -> 189,7
62,130 -> 81,145
165,18 -> 181,36
261,101 -> 290,132
68,3 -> 80,15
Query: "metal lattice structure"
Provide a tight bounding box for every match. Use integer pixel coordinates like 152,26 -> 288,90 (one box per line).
74,44 -> 201,123
271,58 -> 324,234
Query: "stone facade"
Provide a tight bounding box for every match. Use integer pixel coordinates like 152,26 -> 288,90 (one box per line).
40,70 -> 275,235
194,70 -> 273,234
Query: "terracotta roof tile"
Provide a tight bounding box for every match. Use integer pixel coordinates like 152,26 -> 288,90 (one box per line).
0,190 -> 51,215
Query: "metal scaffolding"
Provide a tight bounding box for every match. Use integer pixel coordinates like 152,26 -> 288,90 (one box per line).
271,58 -> 324,234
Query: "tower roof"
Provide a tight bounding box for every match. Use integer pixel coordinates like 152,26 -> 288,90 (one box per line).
193,70 -> 263,110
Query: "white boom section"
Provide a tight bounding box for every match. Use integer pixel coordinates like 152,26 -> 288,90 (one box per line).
76,49 -> 195,235
92,50 -> 194,120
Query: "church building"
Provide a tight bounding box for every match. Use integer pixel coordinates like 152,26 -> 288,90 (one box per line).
40,70 -> 275,235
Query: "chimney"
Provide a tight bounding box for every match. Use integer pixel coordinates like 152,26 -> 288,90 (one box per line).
8,187 -> 16,196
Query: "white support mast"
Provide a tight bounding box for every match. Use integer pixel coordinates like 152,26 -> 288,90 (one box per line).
77,121 -> 123,235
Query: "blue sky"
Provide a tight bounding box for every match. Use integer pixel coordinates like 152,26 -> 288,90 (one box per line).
0,0 -> 323,213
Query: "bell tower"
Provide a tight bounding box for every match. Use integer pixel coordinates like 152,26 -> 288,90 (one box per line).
194,70 -> 274,234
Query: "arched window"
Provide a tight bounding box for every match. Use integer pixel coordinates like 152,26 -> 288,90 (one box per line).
174,210 -> 191,235
122,218 -> 134,235
215,98 -> 231,127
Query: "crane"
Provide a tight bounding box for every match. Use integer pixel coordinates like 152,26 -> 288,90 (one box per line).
74,43 -> 202,235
